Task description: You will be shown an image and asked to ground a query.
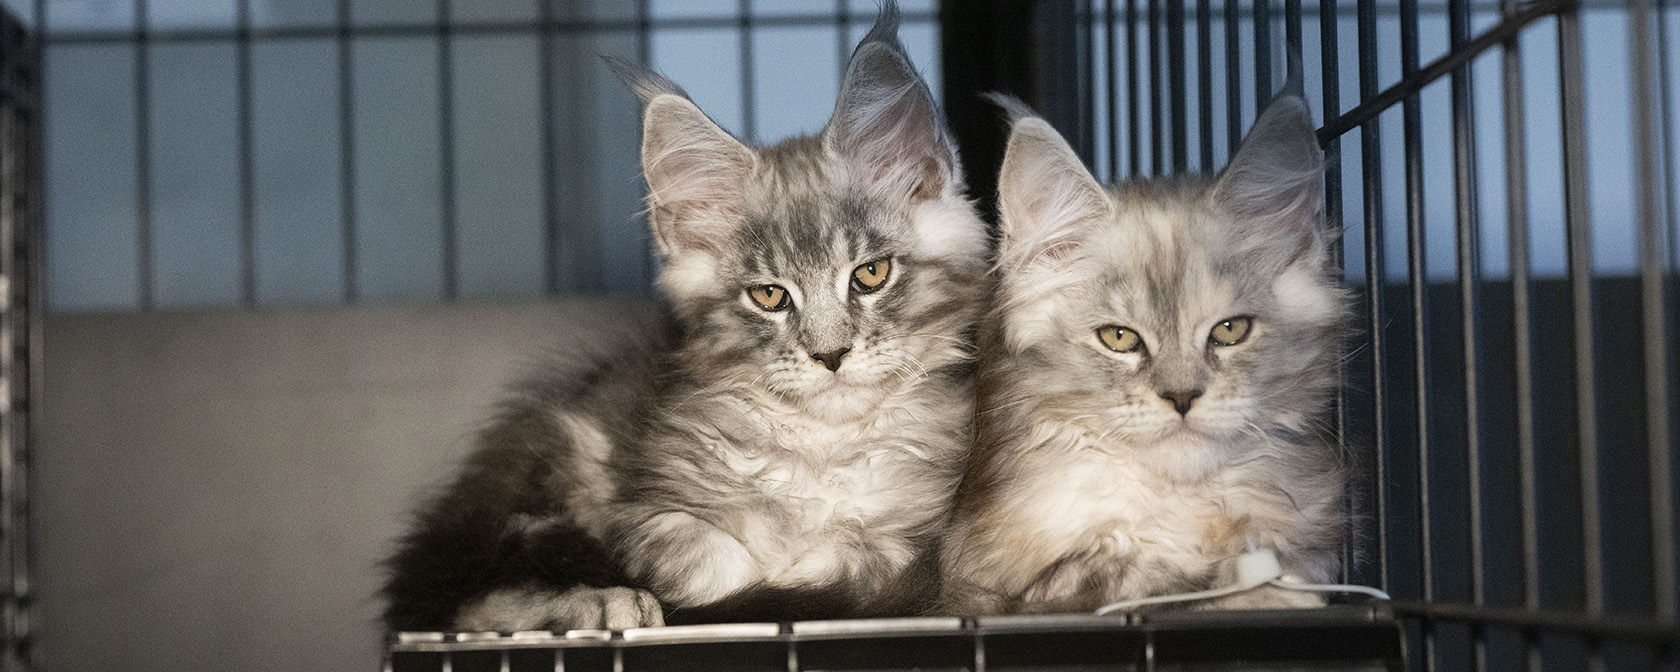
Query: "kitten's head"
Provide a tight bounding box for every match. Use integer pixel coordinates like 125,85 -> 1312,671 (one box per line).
991,92 -> 1347,480
611,3 -> 987,422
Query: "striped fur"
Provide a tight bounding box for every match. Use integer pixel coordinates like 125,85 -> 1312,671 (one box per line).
383,1 -> 988,631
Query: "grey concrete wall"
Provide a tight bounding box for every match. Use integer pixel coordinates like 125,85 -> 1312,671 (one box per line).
34,298 -> 654,672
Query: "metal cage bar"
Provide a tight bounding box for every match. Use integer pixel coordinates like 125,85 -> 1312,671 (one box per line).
0,7 -> 38,668
337,0 -> 357,303
1632,0 -> 1678,629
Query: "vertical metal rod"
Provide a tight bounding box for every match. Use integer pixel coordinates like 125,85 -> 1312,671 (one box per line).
1319,0 -> 1349,584
739,0 -> 755,143
637,0 -> 653,288
1254,0 -> 1271,106
438,0 -> 457,300
836,0 -> 849,75
1557,1 -> 1604,634
135,0 -> 153,311
1633,0 -> 1678,626
1129,0 -> 1142,176
1108,0 -> 1120,181
237,0 -> 255,307
1662,0 -> 1680,275
1080,0 -> 1096,167
1450,0 -> 1483,597
338,0 -> 357,303
1148,0 -> 1163,174
539,0 -> 557,295
1167,0 -> 1185,172
1196,0 -> 1211,171
1500,3 -> 1540,671
1224,0 -> 1240,157
1283,0 -> 1300,78
1357,0 -> 1390,594
1448,0 -> 1484,667
1399,0 -> 1434,658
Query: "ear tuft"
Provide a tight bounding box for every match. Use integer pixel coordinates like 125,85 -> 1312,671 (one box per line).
1213,92 -> 1325,261
827,1 -> 957,203
604,56 -> 690,106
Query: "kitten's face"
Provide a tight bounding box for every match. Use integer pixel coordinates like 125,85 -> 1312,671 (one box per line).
1019,189 -> 1343,450
994,95 -> 1345,474
617,25 -> 986,421
672,143 -> 984,420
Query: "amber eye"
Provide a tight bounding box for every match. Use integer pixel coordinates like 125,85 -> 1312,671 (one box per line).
1097,325 -> 1144,353
850,258 -> 892,293
1209,317 -> 1252,346
747,285 -> 790,311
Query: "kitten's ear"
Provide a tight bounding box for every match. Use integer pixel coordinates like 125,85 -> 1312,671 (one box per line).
1213,92 -> 1326,261
994,99 -> 1109,269
608,57 -> 755,256
827,2 -> 957,203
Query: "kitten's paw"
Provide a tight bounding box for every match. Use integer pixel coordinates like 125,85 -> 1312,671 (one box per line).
624,512 -> 763,607
455,586 -> 665,632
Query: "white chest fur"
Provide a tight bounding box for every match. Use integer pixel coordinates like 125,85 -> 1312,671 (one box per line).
708,397 -> 962,588
998,439 -> 1304,591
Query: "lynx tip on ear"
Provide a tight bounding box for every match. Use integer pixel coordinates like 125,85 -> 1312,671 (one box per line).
602,55 -> 690,108
982,92 -> 1041,128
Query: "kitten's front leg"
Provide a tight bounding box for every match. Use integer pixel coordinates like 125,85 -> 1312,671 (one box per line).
456,586 -> 665,631
620,511 -> 765,607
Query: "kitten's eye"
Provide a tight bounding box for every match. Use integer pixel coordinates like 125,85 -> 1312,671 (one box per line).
1209,317 -> 1253,346
747,285 -> 790,311
850,258 -> 892,293
1097,325 -> 1144,353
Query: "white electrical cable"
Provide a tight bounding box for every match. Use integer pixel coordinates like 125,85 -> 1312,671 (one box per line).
1092,546 -> 1390,616
1268,578 -> 1392,601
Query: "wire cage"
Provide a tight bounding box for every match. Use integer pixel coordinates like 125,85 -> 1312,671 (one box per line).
10,0 -> 1679,670
998,0 -> 1680,669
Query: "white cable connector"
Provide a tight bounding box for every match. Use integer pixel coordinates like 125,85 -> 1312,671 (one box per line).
1234,547 -> 1284,588
1092,543 -> 1390,616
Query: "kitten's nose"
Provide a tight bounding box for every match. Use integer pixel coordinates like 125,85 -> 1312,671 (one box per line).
1160,389 -> 1203,416
810,347 -> 851,372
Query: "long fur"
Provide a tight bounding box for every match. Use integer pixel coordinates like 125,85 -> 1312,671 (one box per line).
939,90 -> 1352,615
382,0 -> 990,631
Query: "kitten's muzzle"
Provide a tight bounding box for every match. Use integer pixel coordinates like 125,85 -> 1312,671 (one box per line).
1160,389 -> 1203,415
810,347 -> 851,372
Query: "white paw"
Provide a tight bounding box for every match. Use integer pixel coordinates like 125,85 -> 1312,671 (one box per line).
455,585 -> 665,631
624,512 -> 763,607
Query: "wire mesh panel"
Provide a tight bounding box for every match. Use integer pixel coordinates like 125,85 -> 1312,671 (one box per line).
33,0 -> 941,312
387,608 -> 1405,672
1063,0 -> 1679,669
0,5 -> 35,670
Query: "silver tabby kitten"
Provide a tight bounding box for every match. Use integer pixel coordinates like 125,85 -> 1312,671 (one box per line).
939,89 -> 1349,614
383,3 -> 989,632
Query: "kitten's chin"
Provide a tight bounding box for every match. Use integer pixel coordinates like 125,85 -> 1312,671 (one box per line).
1137,423 -> 1227,482
798,379 -> 889,421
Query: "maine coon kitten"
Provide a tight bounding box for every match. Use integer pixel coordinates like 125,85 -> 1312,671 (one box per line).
382,3 -> 989,632
938,89 -> 1349,615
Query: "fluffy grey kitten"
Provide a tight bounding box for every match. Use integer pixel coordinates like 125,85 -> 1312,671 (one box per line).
383,3 -> 989,632
938,90 -> 1349,615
